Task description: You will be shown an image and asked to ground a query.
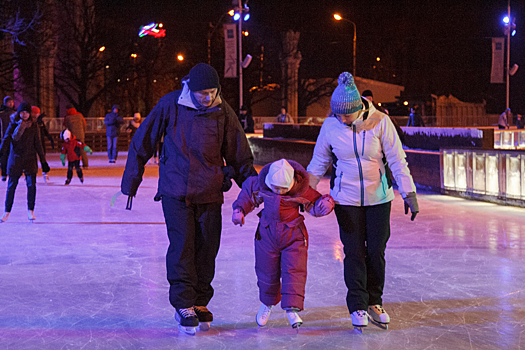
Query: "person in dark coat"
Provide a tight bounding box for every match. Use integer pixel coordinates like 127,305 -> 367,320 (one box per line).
0,102 -> 50,222
238,105 -> 254,133
407,105 -> 425,127
63,105 -> 88,168
126,112 -> 142,139
120,63 -> 257,334
232,159 -> 334,329
0,96 -> 16,181
104,104 -> 123,163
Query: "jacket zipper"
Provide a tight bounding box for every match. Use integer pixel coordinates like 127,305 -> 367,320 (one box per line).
338,171 -> 344,193
353,125 -> 364,205
362,131 -> 366,156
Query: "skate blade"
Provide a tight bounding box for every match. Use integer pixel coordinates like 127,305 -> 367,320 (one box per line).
178,324 -> 196,335
291,322 -> 302,329
199,322 -> 211,331
369,318 -> 389,330
353,326 -> 365,333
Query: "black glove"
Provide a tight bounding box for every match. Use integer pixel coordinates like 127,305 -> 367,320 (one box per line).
403,192 -> 419,221
221,166 -> 235,192
41,162 -> 50,173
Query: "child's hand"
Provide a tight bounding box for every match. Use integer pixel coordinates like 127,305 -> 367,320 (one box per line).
84,145 -> 93,155
60,154 -> 66,166
232,209 -> 245,226
315,194 -> 335,216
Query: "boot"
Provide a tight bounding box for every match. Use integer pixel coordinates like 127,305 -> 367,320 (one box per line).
28,210 -> 35,221
194,306 -> 213,331
368,305 -> 390,324
175,307 -> 199,335
1,212 -> 10,222
286,308 -> 303,329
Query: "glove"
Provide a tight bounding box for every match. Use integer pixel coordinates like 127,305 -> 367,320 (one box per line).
41,162 -> 50,173
60,153 -> 66,166
403,192 -> 419,221
232,208 -> 245,226
317,194 -> 335,216
84,145 -> 93,155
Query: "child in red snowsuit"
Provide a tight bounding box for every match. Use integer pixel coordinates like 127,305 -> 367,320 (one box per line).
232,159 -> 334,329
60,129 -> 92,185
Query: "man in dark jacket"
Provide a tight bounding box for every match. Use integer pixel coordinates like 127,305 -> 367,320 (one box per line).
104,104 -> 123,163
121,63 -> 257,334
0,96 -> 16,181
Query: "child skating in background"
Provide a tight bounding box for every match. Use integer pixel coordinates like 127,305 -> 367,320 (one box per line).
232,159 -> 335,329
60,129 -> 92,185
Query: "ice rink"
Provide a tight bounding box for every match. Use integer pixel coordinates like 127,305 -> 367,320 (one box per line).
1,153 -> 524,349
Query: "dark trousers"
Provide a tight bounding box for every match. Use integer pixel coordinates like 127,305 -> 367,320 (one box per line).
334,202 -> 391,314
5,173 -> 36,212
107,136 -> 118,161
0,149 -> 9,177
162,196 -> 222,309
67,160 -> 83,180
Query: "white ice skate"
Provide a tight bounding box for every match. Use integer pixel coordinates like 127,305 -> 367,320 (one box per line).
0,212 -> 10,223
351,310 -> 368,333
256,303 -> 273,327
286,308 -> 303,331
368,305 -> 390,329
42,172 -> 49,185
175,307 -> 199,335
28,210 -> 35,222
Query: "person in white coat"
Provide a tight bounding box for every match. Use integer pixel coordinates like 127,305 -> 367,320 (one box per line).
307,72 -> 419,330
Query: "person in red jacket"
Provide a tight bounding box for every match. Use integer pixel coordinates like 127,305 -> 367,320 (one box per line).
60,129 -> 92,185
232,159 -> 334,329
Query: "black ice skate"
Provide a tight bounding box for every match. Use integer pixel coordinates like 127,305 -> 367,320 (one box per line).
194,306 -> 213,331
175,307 -> 199,335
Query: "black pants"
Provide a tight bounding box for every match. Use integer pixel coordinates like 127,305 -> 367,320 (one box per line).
334,202 -> 391,314
162,196 -> 222,309
67,160 -> 83,180
5,172 -> 36,212
0,149 -> 9,177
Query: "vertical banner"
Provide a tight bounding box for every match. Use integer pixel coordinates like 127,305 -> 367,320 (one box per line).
491,37 -> 504,84
224,24 -> 237,78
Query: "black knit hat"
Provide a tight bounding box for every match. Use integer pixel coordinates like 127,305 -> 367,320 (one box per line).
188,63 -> 220,92
17,101 -> 31,114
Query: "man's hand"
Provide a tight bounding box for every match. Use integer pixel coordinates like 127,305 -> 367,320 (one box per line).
232,209 -> 245,226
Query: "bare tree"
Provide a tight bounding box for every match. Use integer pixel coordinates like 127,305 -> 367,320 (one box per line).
297,78 -> 335,116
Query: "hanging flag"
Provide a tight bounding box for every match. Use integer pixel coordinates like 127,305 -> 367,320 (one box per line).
224,24 -> 237,78
491,37 -> 504,84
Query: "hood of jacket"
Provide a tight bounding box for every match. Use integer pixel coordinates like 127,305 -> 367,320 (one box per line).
178,76 -> 222,110
258,159 -> 310,198
66,107 -> 81,116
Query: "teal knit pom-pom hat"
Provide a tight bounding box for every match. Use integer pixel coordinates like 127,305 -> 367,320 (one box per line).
330,72 -> 363,115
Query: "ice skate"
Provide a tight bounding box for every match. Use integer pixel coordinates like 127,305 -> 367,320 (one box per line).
351,310 -> 368,333
175,307 -> 199,335
194,306 -> 213,331
368,305 -> 390,329
65,179 -> 71,185
80,177 -> 84,184
0,212 -> 10,223
256,303 -> 273,327
28,210 -> 35,222
286,308 -> 303,331
43,172 -> 49,185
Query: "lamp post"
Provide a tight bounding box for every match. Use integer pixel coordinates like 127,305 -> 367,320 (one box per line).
233,1 -> 250,112
505,1 -> 511,111
333,13 -> 356,77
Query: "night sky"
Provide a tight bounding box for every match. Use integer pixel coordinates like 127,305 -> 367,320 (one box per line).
105,0 -> 525,114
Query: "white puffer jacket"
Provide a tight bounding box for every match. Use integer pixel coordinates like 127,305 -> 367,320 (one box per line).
307,99 -> 416,206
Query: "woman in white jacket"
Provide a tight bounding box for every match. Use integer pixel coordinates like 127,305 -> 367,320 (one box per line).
307,72 -> 419,330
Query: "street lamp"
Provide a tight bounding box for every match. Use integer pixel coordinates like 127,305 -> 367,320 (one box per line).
333,13 -> 356,77
233,0 -> 250,112
503,1 -> 517,111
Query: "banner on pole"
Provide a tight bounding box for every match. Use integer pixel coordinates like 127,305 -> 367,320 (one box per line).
224,24 -> 237,78
491,37 -> 504,84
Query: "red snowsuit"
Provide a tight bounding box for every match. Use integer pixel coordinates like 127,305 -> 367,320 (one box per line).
61,135 -> 85,161
233,160 -> 332,310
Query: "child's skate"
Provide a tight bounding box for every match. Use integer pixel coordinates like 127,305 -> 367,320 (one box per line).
194,306 -> 213,331
351,310 -> 368,333
368,305 -> 390,330
175,307 -> 199,335
28,210 -> 35,222
286,308 -> 303,332
256,303 -> 273,327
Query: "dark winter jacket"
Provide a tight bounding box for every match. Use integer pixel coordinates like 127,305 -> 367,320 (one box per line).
61,135 -> 86,162
0,104 -> 15,138
37,113 -> 55,151
105,112 -> 123,137
63,108 -> 87,142
0,113 -> 47,176
121,83 -> 257,204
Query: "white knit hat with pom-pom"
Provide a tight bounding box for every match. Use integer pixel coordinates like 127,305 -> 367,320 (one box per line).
265,159 -> 295,191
